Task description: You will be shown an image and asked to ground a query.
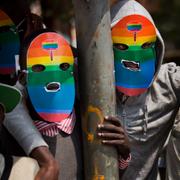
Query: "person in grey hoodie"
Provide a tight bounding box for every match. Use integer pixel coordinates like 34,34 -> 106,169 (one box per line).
166,108 -> 180,180
99,0 -> 180,179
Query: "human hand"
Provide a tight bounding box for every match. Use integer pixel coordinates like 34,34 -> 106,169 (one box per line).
30,146 -> 59,180
97,116 -> 130,159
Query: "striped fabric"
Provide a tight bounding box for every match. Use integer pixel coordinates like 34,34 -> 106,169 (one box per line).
34,110 -> 76,137
119,154 -> 131,170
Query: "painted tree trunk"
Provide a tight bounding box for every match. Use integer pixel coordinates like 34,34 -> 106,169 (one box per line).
72,0 -> 119,179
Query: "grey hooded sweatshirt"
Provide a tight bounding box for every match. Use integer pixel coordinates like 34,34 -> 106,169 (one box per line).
3,81 -> 48,155
111,0 -> 180,179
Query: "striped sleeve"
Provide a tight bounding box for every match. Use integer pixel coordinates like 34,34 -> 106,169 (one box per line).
119,154 -> 131,170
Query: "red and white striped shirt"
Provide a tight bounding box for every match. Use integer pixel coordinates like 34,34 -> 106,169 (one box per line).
34,111 -> 76,137
119,154 -> 131,170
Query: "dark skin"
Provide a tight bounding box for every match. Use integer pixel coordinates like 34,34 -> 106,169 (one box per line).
97,91 -> 130,177
0,84 -> 58,180
30,146 -> 59,180
18,12 -> 130,178
18,72 -> 60,180
19,14 -> 59,180
0,90 -> 59,180
97,115 -> 130,178
97,116 -> 130,159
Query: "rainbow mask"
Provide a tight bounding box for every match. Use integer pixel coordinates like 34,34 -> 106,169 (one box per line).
27,32 -> 75,122
112,15 -> 157,96
0,10 -> 20,75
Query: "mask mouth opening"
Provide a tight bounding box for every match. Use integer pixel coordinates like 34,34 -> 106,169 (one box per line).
121,59 -> 140,71
45,82 -> 61,92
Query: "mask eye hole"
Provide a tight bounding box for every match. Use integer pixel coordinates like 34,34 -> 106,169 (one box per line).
113,43 -> 129,50
60,63 -> 70,71
141,42 -> 153,49
32,64 -> 45,72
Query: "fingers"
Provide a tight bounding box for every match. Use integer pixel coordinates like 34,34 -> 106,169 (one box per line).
97,124 -> 126,145
100,140 -> 126,146
104,116 -> 122,127
97,115 -> 122,132
98,124 -> 124,135
97,115 -> 129,150
98,132 -> 125,140
97,116 -> 125,142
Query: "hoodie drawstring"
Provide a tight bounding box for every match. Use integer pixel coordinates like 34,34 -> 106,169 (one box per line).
142,105 -> 148,136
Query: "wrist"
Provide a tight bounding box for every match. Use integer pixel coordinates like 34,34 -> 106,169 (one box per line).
30,146 -> 56,167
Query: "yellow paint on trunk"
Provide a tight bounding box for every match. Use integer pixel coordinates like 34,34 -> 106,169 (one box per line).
83,105 -> 104,143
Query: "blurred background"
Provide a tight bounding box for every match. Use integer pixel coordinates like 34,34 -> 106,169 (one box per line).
9,0 -> 180,63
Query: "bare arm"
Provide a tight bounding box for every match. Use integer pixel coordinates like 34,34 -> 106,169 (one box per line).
30,146 -> 59,180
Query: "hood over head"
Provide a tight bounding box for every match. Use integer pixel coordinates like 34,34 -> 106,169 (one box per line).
111,0 -> 165,96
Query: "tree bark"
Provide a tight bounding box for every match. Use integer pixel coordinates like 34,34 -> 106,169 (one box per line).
73,0 -> 119,179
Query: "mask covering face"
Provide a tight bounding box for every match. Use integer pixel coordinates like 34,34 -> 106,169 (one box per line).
112,15 -> 157,96
0,10 -> 20,76
26,32 -> 75,122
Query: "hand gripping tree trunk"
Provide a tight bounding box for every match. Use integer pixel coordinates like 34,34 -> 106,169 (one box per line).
72,0 -> 119,179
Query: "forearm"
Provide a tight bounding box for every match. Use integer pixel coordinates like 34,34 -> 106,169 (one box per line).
30,146 -> 57,167
30,146 -> 59,180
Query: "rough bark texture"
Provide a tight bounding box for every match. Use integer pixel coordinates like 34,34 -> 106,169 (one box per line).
73,0 -> 119,179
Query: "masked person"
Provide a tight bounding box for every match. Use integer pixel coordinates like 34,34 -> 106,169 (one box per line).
97,0 -> 180,179
15,29 -> 84,180
15,25 -> 132,179
0,2 -> 81,178
0,2 -> 59,179
166,108 -> 180,180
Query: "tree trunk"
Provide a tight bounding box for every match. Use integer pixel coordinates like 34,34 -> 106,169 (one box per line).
72,0 -> 119,179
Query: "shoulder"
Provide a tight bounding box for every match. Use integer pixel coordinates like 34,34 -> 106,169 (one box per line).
156,62 -> 180,82
160,62 -> 180,72
153,62 -> 180,99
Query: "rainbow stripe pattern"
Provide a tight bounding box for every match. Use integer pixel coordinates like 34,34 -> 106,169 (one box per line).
127,23 -> 142,31
42,42 -> 58,60
42,42 -> 58,50
112,15 -> 157,96
0,10 -> 20,75
27,32 -> 75,122
112,15 -> 156,46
